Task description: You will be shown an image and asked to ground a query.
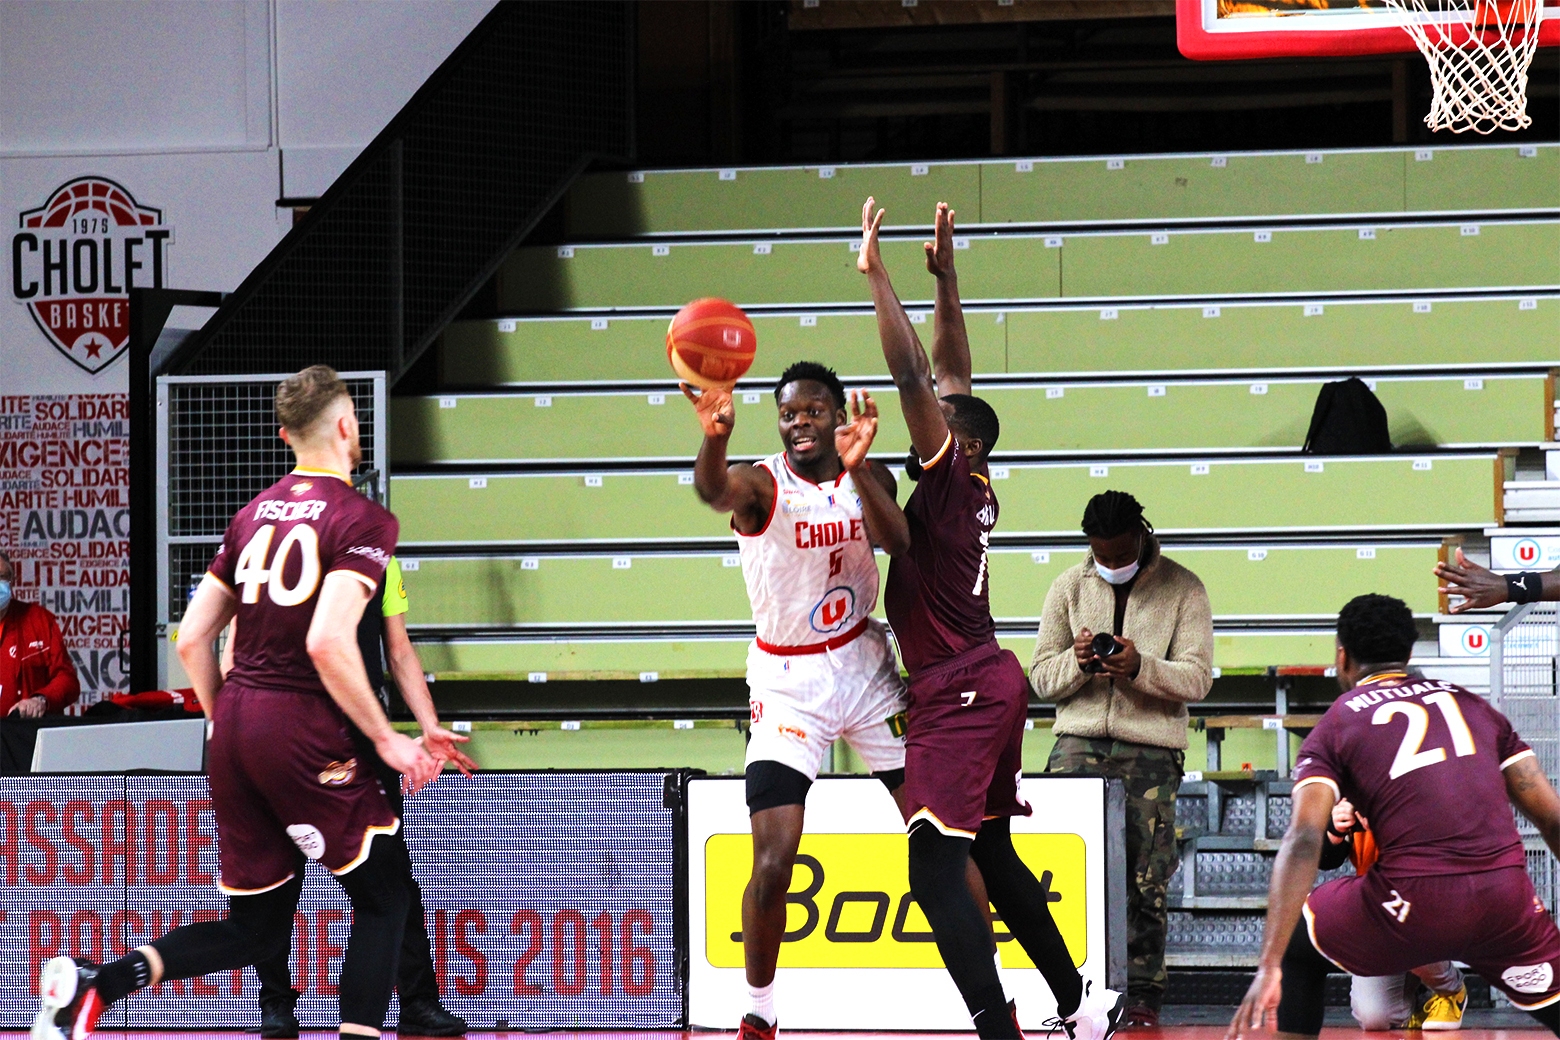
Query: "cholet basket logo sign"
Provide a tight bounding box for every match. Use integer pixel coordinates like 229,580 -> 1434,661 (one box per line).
10,176 -> 172,374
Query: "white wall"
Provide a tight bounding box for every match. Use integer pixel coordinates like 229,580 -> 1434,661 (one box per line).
0,1 -> 272,155
0,0 -> 498,396
276,0 -> 496,196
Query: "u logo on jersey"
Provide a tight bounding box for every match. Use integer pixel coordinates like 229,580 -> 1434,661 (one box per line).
809,586 -> 856,634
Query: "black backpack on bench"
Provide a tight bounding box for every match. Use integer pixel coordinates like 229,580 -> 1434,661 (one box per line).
1303,376 -> 1392,455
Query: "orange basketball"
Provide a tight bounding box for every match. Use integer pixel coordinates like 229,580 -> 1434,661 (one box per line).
666,298 -> 756,389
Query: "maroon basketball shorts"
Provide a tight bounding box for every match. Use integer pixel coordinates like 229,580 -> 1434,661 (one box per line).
1306,865 -> 1560,1009
207,684 -> 398,895
902,642 -> 1033,837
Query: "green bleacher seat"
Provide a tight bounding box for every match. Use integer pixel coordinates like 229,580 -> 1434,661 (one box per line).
391,374 -> 1545,465
399,543 -> 1439,630
410,628 -> 1343,681
390,454 -> 1496,545
440,296 -> 1557,385
496,221 -> 1560,312
564,145 -> 1560,237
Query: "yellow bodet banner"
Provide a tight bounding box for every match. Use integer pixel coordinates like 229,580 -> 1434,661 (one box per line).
704,832 -> 1087,969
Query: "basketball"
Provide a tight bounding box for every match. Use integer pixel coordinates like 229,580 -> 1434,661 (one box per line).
666,297 -> 757,389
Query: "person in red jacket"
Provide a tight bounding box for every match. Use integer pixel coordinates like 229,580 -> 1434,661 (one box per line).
0,549 -> 80,716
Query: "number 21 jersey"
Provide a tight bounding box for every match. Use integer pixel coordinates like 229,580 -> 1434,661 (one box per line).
207,466 -> 398,696
1293,672 -> 1532,877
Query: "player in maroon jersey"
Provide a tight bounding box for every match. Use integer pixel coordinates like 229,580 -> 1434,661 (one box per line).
32,367 -> 439,1040
1227,594 -> 1560,1039
856,198 -> 1124,1040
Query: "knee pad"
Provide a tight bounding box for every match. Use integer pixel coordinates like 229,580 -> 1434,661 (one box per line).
228,875 -> 304,961
746,760 -> 812,814
908,821 -> 973,901
338,833 -> 413,918
970,817 -> 1022,875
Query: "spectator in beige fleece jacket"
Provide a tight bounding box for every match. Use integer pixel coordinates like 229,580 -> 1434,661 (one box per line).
1030,490 -> 1214,1028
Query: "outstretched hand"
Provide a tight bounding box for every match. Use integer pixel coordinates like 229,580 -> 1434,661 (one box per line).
376,732 -> 440,795
924,201 -> 957,277
1225,965 -> 1283,1040
422,724 -> 478,776
1434,547 -> 1510,612
857,197 -> 886,275
681,382 -> 735,439
835,390 -> 879,471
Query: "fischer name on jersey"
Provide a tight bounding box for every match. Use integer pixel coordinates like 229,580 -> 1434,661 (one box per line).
208,467 -> 398,697
737,452 -> 880,651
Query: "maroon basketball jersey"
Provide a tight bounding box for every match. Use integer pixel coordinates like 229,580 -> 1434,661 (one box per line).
207,467 -> 398,696
884,433 -> 998,675
1294,672 -> 1531,877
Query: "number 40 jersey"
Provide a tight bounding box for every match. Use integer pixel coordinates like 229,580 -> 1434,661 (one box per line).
1293,671 -> 1534,878
207,466 -> 397,695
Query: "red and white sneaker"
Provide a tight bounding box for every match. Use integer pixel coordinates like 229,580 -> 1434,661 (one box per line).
32,956 -> 103,1040
738,1013 -> 777,1040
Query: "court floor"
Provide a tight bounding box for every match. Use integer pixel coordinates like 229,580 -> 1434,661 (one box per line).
7,1024 -> 1555,1040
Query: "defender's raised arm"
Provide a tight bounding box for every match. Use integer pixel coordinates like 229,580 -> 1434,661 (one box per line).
857,197 -> 950,465
925,202 -> 972,398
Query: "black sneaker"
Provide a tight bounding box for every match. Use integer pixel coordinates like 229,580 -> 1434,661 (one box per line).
258,988 -> 300,1039
397,997 -> 467,1037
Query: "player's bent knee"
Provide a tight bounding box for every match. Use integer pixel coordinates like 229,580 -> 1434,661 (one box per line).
749,844 -> 796,892
746,759 -> 812,814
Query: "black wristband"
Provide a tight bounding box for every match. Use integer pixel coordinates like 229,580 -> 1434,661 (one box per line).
1508,572 -> 1546,605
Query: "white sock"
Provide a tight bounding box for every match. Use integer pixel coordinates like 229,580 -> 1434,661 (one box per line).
749,981 -> 776,1026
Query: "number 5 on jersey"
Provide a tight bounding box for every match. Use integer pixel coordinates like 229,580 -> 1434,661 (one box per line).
234,523 -> 323,606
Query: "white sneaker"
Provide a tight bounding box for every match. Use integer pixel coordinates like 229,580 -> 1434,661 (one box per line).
1062,980 -> 1127,1040
32,957 -> 78,1040
31,956 -> 101,1040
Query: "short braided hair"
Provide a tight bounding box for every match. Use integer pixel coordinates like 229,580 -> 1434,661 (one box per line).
1081,490 -> 1152,539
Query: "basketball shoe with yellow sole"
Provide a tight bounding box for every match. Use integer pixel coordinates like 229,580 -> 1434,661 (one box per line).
1420,985 -> 1468,1031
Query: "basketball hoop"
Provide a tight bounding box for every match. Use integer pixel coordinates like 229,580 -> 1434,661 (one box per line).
1381,0 -> 1546,134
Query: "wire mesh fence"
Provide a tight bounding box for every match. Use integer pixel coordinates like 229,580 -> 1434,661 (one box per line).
157,374 -> 385,629
1491,604 -> 1560,918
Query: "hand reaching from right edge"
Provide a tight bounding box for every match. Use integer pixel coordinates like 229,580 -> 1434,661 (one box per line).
857,197 -> 886,275
681,382 -> 735,439
1434,547 -> 1513,612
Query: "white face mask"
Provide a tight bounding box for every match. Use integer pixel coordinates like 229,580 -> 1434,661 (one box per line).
1095,560 -> 1140,586
1094,532 -> 1144,585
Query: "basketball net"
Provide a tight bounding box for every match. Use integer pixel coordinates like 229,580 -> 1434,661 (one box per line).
1381,0 -> 1545,133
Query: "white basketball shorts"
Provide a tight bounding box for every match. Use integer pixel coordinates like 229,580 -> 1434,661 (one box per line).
745,618 -> 908,780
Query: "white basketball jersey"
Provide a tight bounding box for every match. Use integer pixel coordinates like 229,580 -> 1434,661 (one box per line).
738,452 -> 881,649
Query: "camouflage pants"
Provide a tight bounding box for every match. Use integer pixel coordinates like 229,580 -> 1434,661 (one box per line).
1046,735 -> 1184,1009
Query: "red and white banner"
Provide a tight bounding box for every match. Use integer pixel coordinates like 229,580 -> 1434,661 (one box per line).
0,393 -> 129,708
0,772 -> 679,1029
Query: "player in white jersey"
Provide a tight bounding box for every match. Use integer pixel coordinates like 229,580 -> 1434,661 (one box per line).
683,361 -> 910,1040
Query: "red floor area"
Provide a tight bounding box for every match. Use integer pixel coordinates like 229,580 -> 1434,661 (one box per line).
4,1030 -> 1554,1039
